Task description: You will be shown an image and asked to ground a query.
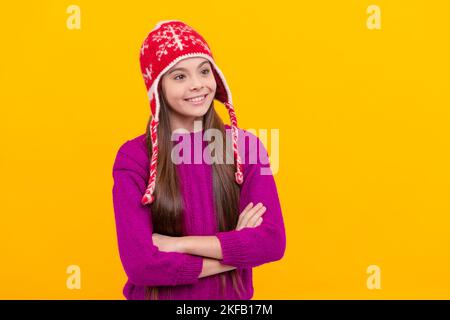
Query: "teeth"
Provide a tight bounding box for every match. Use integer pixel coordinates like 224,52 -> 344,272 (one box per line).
186,94 -> 206,102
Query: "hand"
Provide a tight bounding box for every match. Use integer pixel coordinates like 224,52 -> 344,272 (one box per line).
152,233 -> 183,253
235,202 -> 266,231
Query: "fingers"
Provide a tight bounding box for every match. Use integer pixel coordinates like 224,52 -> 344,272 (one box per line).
244,202 -> 254,211
238,203 -> 258,229
247,206 -> 266,227
238,202 -> 266,230
237,202 -> 254,226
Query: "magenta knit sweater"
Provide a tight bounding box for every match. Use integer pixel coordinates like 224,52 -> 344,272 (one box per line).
112,124 -> 286,300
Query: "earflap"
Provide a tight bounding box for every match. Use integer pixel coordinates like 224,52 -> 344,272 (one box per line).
149,93 -> 156,117
208,59 -> 233,106
211,67 -> 229,104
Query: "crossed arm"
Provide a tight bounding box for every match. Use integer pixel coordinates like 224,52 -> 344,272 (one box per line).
183,236 -> 232,278
151,234 -> 232,278
152,203 -> 267,278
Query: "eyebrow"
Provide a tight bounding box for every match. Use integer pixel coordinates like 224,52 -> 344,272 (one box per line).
167,60 -> 210,75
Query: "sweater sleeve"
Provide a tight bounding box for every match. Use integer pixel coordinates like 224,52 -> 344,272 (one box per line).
112,142 -> 203,287
215,133 -> 286,268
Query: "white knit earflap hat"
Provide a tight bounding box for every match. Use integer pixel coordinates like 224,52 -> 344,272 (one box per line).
139,20 -> 243,205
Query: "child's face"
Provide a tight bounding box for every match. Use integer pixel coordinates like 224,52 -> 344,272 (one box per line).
161,57 -> 217,127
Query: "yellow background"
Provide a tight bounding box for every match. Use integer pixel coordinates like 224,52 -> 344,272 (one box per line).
1,1 -> 449,299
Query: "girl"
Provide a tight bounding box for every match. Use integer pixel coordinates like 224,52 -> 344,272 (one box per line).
112,20 -> 286,300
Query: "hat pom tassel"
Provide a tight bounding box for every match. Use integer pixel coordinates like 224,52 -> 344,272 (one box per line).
235,170 -> 243,185
141,190 -> 155,205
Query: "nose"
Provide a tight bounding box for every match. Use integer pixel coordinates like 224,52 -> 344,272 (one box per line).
189,74 -> 204,91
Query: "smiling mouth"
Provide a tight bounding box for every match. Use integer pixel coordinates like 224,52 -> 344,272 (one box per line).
184,94 -> 208,103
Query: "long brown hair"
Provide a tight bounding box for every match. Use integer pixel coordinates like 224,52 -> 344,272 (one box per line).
144,81 -> 245,300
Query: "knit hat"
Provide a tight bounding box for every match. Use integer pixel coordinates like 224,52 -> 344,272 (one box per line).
139,20 -> 243,206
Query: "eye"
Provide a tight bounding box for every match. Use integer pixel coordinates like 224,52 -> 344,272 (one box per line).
173,69 -> 210,81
